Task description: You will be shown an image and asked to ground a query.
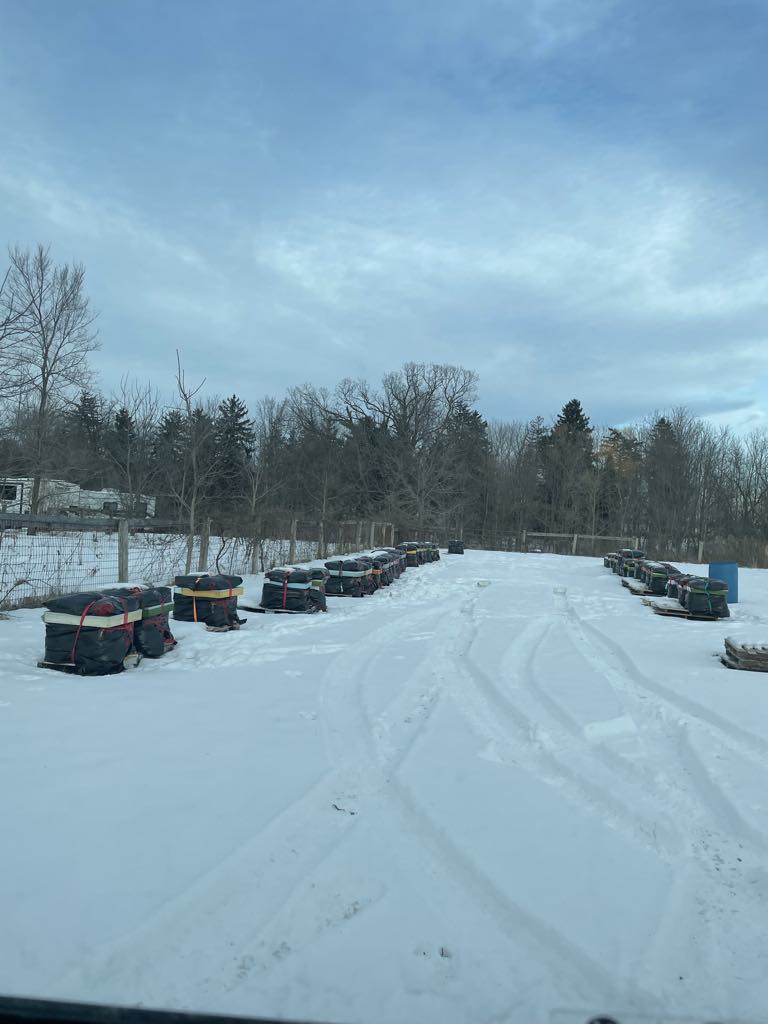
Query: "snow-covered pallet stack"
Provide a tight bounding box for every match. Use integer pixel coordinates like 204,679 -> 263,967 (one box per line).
721,637 -> 768,672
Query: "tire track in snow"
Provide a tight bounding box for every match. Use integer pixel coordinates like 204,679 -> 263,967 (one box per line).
560,593 -> 768,1004
569,601 -> 768,771
440,588 -> 766,1012
505,593 -> 768,859
449,598 -> 682,859
368,599 -> 664,1009
230,587 -> 647,1008
212,600 -> 454,992
563,598 -> 768,856
51,599 -> 450,1001
461,586 -> 760,1012
221,596 -> 553,1008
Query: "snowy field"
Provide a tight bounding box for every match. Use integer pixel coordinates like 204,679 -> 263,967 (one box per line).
2,551 -> 768,1024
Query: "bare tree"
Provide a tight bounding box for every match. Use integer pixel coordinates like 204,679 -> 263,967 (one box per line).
332,362 -> 480,527
0,265 -> 36,400
4,245 -> 99,511
168,353 -> 222,573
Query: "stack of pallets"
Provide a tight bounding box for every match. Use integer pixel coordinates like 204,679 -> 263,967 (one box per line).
721,637 -> 768,672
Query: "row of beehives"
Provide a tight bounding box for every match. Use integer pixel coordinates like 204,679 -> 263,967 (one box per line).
36,541 -> 443,675
604,549 -> 730,619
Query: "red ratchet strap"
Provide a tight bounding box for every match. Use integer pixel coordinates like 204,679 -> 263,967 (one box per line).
118,597 -> 134,654
68,599 -> 99,664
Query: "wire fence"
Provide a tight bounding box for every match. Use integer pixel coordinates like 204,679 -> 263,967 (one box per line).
0,514 -> 397,610
6,510 -> 756,612
399,523 -> 760,566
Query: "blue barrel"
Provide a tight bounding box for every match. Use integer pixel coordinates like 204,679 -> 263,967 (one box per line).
709,561 -> 738,604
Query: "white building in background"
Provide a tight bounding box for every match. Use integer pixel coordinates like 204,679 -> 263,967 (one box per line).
0,478 -> 157,517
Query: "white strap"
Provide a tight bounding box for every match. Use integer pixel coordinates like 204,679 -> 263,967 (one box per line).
43,609 -> 142,628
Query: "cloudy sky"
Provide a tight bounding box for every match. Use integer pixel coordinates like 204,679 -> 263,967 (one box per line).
2,0 -> 767,428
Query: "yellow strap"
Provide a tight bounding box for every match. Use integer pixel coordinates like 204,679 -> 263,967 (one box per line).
177,586 -> 244,598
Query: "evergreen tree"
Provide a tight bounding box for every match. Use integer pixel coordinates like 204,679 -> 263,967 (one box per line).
539,399 -> 595,530
440,403 -> 490,533
598,428 -> 642,535
214,396 -> 256,505
113,407 -> 135,443
555,398 -> 591,435
154,409 -> 186,518
63,389 -> 107,488
643,416 -> 688,544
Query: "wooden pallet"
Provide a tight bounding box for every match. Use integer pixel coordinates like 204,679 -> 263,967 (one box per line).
652,605 -> 718,622
240,605 -> 320,615
721,639 -> 768,671
37,659 -> 81,674
621,579 -> 651,596
641,597 -> 719,621
37,651 -> 143,674
721,653 -> 768,672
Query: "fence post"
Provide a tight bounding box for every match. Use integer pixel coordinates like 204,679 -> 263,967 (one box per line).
572,533 -> 578,555
197,517 -> 211,572
389,523 -> 395,546
118,519 -> 129,581
521,529 -> 526,552
698,539 -> 704,562
288,519 -> 297,564
355,521 -> 363,551
318,520 -> 325,560
369,521 -> 376,549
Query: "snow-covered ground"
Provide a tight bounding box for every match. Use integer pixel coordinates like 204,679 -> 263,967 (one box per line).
2,551 -> 768,1024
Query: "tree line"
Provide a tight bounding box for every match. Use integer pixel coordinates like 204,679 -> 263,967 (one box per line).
2,245 -> 768,563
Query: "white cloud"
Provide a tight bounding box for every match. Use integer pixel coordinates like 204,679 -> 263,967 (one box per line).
248,164 -> 768,330
0,168 -> 207,269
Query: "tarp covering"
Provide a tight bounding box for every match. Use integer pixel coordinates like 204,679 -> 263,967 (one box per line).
666,573 -> 697,600
397,542 -> 420,568
43,591 -> 140,675
354,557 -> 379,594
173,574 -> 245,630
324,558 -> 373,597
106,585 -> 176,658
260,568 -> 325,612
680,576 -> 730,617
642,563 -> 682,595
617,549 -> 645,577
371,549 -> 403,580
